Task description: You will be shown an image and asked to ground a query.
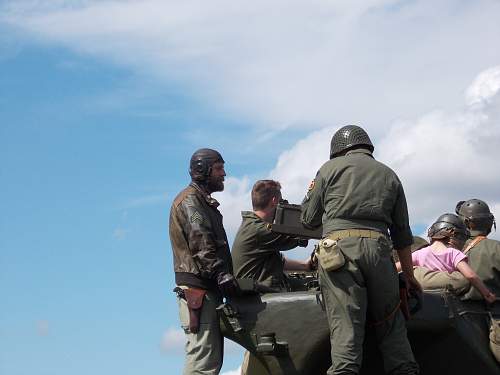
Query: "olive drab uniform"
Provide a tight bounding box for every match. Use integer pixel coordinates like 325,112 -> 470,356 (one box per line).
232,211 -> 304,291
169,182 -> 232,375
301,148 -> 418,375
462,237 -> 500,300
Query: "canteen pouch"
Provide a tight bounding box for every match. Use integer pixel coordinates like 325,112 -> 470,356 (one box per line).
489,316 -> 500,362
183,288 -> 207,334
316,238 -> 345,271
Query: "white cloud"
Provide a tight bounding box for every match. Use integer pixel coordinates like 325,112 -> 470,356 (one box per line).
221,366 -> 242,375
466,66 -> 500,108
160,327 -> 185,354
215,176 -> 252,241
218,65 -> 500,248
3,1 -> 500,131
3,1 -> 499,242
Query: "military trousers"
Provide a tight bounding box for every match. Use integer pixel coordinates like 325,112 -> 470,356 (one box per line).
177,288 -> 224,375
319,235 -> 419,375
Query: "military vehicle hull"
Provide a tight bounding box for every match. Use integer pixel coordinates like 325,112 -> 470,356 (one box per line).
220,288 -> 499,375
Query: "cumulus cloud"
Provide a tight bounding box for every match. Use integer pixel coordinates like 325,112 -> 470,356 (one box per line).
221,366 -> 242,375
2,0 -> 500,131
215,176 -> 252,240
160,327 -> 185,354
2,1 -> 499,242
219,65 -> 500,246
377,65 -> 500,234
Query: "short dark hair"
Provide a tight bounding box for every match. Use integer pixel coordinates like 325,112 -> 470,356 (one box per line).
251,180 -> 282,210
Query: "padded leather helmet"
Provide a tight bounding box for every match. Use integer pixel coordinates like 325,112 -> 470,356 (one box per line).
428,213 -> 468,241
455,198 -> 495,234
189,148 -> 224,183
330,125 -> 374,159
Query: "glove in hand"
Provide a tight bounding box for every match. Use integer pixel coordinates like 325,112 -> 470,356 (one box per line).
217,273 -> 240,297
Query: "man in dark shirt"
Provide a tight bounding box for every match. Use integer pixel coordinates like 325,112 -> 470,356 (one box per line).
232,180 -> 311,291
456,198 -> 500,300
169,148 -> 238,375
301,125 -> 421,375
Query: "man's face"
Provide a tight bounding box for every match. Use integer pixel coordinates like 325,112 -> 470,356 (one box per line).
207,162 -> 226,193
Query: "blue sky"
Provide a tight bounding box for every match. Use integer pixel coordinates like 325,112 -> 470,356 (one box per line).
2,1 -> 500,374
0,43 -> 251,374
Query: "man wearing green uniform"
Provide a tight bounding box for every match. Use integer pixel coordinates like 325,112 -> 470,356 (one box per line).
232,179 -> 311,291
456,198 -> 500,300
301,125 -> 421,375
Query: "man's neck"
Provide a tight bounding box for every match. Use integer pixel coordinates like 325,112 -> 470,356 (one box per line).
254,209 -> 273,223
191,181 -> 211,195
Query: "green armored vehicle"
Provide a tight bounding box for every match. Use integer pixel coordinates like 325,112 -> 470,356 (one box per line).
219,202 -> 500,375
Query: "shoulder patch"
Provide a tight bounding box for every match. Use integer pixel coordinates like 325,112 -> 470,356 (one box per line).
190,211 -> 204,224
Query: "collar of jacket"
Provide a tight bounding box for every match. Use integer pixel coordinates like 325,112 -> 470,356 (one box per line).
241,210 -> 259,220
345,148 -> 374,158
190,182 -> 220,208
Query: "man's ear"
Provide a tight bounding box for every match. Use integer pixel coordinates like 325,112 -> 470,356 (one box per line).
269,195 -> 279,208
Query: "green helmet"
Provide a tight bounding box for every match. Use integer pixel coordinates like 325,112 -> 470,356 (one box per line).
455,198 -> 495,235
329,125 -> 374,159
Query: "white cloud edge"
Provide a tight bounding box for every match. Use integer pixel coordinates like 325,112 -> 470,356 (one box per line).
3,1 -> 500,130
218,65 -> 500,247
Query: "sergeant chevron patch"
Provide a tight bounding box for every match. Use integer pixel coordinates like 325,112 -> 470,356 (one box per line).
190,211 -> 204,224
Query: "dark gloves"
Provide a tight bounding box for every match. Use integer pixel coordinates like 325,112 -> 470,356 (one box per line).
217,273 -> 240,297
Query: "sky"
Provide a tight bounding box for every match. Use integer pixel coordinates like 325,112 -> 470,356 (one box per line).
1,1 -> 500,374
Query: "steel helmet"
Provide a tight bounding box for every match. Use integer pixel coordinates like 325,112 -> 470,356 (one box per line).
455,199 -> 495,235
428,213 -> 468,242
330,125 -> 374,159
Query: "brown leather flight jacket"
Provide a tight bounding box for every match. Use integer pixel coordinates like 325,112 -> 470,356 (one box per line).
169,182 -> 233,290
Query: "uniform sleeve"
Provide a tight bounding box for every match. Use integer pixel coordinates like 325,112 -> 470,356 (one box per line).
257,224 -> 304,252
389,181 -> 413,250
301,171 -> 324,229
178,195 -> 228,280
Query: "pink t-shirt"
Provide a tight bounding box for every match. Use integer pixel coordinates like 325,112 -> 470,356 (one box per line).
411,245 -> 467,273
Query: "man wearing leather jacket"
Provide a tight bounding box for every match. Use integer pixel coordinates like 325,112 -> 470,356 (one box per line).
169,148 -> 238,375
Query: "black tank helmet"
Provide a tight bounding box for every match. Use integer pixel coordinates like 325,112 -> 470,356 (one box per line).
428,213 -> 468,249
330,125 -> 374,159
455,198 -> 496,235
189,148 -> 224,183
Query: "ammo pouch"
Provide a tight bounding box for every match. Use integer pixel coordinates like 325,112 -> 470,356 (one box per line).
489,315 -> 500,362
183,288 -> 207,334
316,237 -> 345,271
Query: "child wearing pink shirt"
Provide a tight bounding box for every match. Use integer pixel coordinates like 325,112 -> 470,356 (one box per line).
397,213 -> 496,303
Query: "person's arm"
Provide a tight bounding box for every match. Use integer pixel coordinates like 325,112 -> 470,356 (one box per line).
283,256 -> 312,272
258,226 -> 308,252
301,171 -> 325,229
396,245 -> 422,293
456,260 -> 496,303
